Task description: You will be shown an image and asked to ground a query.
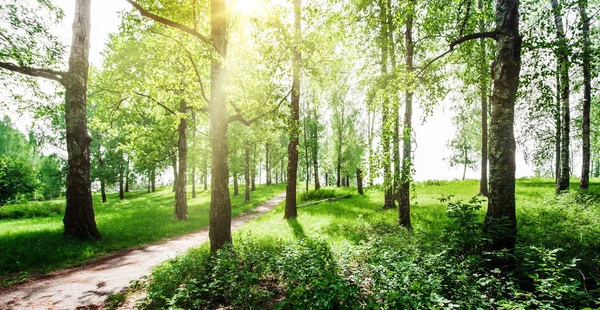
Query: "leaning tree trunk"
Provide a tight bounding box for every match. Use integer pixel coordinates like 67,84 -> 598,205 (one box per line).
579,0 -> 591,190
62,0 -> 101,240
284,0 -> 302,219
208,0 -> 232,252
398,0 -> 414,229
245,141 -> 250,203
478,0 -> 489,196
484,0 -> 521,251
175,100 -> 188,220
551,0 -> 571,192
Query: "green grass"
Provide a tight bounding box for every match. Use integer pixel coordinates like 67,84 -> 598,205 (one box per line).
0,183 -> 286,287
142,179 -> 600,309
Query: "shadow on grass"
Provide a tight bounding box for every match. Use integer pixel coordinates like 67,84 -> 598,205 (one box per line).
286,218 -> 306,239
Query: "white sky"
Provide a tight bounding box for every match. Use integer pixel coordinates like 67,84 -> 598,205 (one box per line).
1,0 -> 535,181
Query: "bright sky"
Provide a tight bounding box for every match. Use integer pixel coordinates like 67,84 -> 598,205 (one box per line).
2,0 -> 535,181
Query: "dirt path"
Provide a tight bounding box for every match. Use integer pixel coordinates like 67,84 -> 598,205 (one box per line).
0,192 -> 286,310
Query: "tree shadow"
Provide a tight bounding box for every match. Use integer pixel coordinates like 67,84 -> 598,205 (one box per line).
286,218 -> 306,239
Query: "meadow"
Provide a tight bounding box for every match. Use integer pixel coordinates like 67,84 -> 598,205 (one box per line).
0,184 -> 287,287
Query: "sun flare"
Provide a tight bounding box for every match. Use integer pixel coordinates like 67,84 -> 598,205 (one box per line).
233,0 -> 264,15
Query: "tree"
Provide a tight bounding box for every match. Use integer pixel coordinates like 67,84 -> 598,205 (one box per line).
0,0 -> 101,239
0,155 -> 37,204
579,0 -> 592,189
446,103 -> 481,180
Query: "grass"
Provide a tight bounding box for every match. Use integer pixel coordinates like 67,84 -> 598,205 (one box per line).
0,183 -> 286,287
141,178 -> 600,309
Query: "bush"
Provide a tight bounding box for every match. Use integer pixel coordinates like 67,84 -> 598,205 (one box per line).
0,201 -> 63,219
0,155 -> 37,205
299,189 -> 337,202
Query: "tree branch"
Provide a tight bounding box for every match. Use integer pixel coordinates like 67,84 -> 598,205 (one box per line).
149,29 -> 210,105
0,61 -> 66,84
228,89 -> 292,126
133,92 -> 177,116
125,0 -> 213,47
415,31 -> 496,78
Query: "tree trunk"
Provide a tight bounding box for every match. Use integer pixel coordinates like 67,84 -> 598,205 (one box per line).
579,0 -> 591,190
337,161 -> 341,187
233,171 -> 239,196
346,175 -> 350,187
171,155 -> 177,193
312,110 -> 321,190
304,113 -> 310,192
192,166 -> 196,198
478,0 -> 489,196
62,0 -> 101,240
284,0 -> 301,219
551,0 -> 571,192
245,141 -> 250,203
252,143 -> 256,191
151,167 -> 156,192
356,168 -> 364,194
119,160 -> 124,200
175,100 -> 188,220
398,0 -> 414,229
266,142 -> 271,185
325,172 -> 328,187
208,0 -> 232,252
100,178 -> 107,203
203,172 -> 208,191
554,65 -> 561,183
484,0 -> 521,251
125,157 -> 130,192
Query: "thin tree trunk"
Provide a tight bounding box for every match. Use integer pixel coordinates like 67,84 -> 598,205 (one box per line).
357,168 -> 364,194
551,0 -> 571,192
555,65 -> 561,183
151,166 -> 156,192
192,166 -> 196,198
101,179 -> 107,203
462,147 -> 468,181
62,0 -> 101,240
478,0 -> 489,196
245,141 -> 250,203
266,142 -> 271,185
233,171 -> 239,196
398,0 -> 414,229
119,160 -> 124,200
312,112 -> 321,190
484,0 -> 521,251
579,0 -> 591,190
252,143 -> 256,191
304,113 -> 310,192
125,157 -> 130,192
284,0 -> 301,219
208,0 -> 232,252
175,99 -> 188,220
171,155 -> 177,193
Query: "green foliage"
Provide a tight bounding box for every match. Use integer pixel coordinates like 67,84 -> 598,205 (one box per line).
0,201 -> 62,219
0,155 -> 37,205
37,154 -> 64,200
143,179 -> 600,309
299,189 -> 337,202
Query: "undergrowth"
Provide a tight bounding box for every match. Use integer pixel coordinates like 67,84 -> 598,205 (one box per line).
141,181 -> 600,309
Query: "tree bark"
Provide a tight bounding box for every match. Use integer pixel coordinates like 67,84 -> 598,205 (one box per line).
304,113 -> 310,191
151,166 -> 156,192
175,99 -> 188,220
478,0 -> 489,196
554,65 -> 561,183
208,0 -> 232,252
551,0 -> 571,192
265,142 -> 271,185
356,168 -> 364,194
62,0 -> 101,240
251,143 -> 256,191
245,141 -> 250,203
233,171 -> 239,196
171,155 -> 177,193
191,166 -> 196,198
125,157 -> 130,192
284,0 -> 301,219
100,178 -> 107,203
484,0 -> 521,251
579,0 -> 591,190
119,159 -> 124,200
398,0 -> 414,229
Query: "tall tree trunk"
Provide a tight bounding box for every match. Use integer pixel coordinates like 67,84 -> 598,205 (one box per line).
233,171 -> 239,196
245,141 -> 250,203
554,65 -> 561,183
151,166 -> 156,192
356,168 -> 364,194
175,100 -> 188,220
484,0 -> 521,251
62,0 -> 101,240
171,155 -> 177,193
337,160 -> 341,187
100,178 -> 107,203
379,0 -> 396,210
367,107 -> 375,187
125,157 -> 130,192
312,111 -> 321,190
478,0 -> 489,196
551,0 -> 571,192
579,0 -> 591,190
266,142 -> 271,185
285,0 -> 301,219
252,143 -> 256,191
147,171 -> 150,193
304,114 -> 310,191
386,0 -> 401,208
208,0 -> 232,252
462,147 -> 468,181
192,166 -> 196,198
398,0 -> 414,229
119,160 -> 124,200
325,172 -> 328,187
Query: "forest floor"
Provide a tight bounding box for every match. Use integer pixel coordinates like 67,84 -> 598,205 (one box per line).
0,191 -> 286,309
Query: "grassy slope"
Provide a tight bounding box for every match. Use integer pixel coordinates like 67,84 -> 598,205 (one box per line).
0,183 -> 286,286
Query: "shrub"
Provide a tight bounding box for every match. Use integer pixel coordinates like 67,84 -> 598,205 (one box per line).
0,155 -> 37,205
299,189 -> 337,202
0,201 -> 63,219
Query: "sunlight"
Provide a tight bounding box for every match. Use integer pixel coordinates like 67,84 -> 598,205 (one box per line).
233,0 -> 264,15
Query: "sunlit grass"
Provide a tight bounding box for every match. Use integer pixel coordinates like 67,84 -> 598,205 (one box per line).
0,183 -> 286,287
